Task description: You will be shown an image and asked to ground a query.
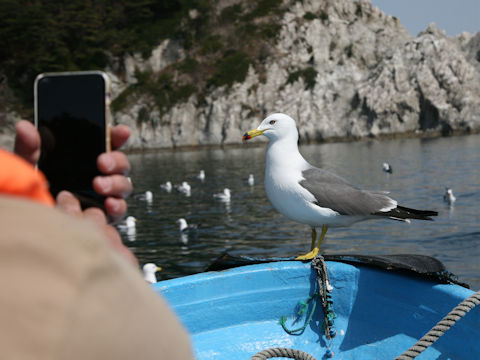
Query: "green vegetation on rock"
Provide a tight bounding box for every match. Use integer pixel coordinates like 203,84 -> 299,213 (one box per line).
286,67 -> 318,90
0,0 -> 288,114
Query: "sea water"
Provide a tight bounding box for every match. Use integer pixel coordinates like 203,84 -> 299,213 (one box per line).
121,133 -> 480,290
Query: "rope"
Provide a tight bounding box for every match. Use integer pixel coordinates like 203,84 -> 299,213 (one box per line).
264,255 -> 335,360
279,294 -> 318,334
311,256 -> 336,340
250,347 -> 316,360
395,290 -> 480,359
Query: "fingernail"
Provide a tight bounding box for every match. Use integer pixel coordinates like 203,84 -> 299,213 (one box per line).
97,177 -> 112,193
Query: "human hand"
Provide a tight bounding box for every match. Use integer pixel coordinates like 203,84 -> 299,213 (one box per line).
14,120 -> 133,222
93,124 -> 132,221
56,191 -> 138,266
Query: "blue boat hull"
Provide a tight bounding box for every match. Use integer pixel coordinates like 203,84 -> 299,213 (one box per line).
154,261 -> 479,359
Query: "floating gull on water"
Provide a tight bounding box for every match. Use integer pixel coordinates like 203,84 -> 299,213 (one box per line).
117,216 -> 137,241
177,218 -> 200,234
133,190 -> 153,203
382,162 -> 393,174
213,188 -> 231,202
142,263 -> 162,284
175,181 -> 191,196
243,113 -> 438,260
196,170 -> 206,181
443,188 -> 456,205
177,218 -> 200,244
246,174 -> 255,186
118,216 -> 137,231
160,181 -> 172,193
144,190 -> 153,202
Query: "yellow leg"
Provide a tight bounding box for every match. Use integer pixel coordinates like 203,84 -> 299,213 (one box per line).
310,228 -> 317,250
295,225 -> 329,261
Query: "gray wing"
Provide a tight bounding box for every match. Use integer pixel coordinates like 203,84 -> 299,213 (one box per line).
299,167 -> 396,216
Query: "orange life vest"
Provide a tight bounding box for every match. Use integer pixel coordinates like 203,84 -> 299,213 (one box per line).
0,148 -> 54,206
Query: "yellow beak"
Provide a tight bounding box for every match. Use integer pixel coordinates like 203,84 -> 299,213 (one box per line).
242,128 -> 264,141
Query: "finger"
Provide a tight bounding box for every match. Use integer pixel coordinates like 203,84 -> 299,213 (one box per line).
104,225 -> 139,266
104,197 -> 128,222
85,209 -> 138,266
93,175 -> 132,198
110,124 -> 130,150
97,151 -> 130,176
14,120 -> 41,165
56,191 -> 82,217
84,207 -> 108,227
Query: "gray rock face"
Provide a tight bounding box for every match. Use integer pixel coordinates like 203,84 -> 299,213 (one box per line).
113,0 -> 480,150
1,0 -> 479,151
356,24 -> 480,138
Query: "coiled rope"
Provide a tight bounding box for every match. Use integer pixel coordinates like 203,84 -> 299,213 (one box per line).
395,290 -> 480,359
250,348 -> 316,360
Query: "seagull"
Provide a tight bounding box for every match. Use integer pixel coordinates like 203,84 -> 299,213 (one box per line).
117,216 -> 137,241
443,188 -> 456,205
243,113 -> 438,260
177,218 -> 200,243
118,216 -> 137,231
382,163 -> 393,174
142,263 -> 162,284
132,190 -> 153,203
214,188 -> 231,202
196,170 -> 206,181
160,181 -> 173,193
175,181 -> 191,196
247,174 -> 255,186
177,218 -> 200,234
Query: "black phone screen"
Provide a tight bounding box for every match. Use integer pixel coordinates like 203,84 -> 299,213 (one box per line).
36,73 -> 107,208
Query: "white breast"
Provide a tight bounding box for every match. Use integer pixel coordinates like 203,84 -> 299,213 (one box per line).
265,173 -> 338,225
264,141 -> 339,227
264,140 -> 369,228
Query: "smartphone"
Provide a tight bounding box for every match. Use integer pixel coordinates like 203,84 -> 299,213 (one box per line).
34,71 -> 111,209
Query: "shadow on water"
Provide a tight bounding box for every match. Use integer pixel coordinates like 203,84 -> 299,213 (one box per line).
121,134 -> 480,290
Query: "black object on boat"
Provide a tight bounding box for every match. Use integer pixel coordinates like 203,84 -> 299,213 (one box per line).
205,252 -> 469,288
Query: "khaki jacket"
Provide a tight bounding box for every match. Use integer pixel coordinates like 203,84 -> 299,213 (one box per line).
0,195 -> 193,360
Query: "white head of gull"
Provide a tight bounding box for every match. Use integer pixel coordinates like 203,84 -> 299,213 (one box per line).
142,263 -> 162,284
243,113 -> 438,260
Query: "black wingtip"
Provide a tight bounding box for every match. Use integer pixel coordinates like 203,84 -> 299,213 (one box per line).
375,206 -> 438,221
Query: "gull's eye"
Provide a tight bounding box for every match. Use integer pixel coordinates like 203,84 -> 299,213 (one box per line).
269,120 -> 276,125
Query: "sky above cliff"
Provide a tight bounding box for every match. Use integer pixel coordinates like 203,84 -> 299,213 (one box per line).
371,0 -> 480,36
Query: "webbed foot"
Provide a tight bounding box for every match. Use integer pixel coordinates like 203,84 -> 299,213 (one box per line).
295,247 -> 319,261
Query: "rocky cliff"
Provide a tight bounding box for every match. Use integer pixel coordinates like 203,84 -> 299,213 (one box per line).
2,0 -> 480,151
